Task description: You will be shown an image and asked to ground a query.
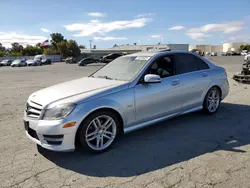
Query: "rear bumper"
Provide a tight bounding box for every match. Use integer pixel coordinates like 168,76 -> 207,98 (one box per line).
23,117 -> 76,152
221,78 -> 229,100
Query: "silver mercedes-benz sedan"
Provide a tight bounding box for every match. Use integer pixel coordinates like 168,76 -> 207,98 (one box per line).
23,50 -> 229,153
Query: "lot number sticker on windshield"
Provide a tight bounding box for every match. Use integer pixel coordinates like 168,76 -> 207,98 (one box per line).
135,56 -> 151,61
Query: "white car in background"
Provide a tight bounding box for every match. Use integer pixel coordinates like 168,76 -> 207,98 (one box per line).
34,54 -> 52,65
244,54 -> 250,63
241,50 -> 249,56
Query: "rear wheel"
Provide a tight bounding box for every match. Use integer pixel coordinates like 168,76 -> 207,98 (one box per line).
203,87 -> 221,114
77,110 -> 120,153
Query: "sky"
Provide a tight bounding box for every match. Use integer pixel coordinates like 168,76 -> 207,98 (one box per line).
0,0 -> 250,48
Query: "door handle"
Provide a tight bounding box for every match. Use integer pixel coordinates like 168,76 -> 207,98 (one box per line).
172,79 -> 180,86
201,72 -> 208,77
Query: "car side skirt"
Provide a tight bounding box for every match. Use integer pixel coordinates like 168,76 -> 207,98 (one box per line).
124,106 -> 203,134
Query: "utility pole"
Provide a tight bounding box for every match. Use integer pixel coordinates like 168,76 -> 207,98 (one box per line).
89,40 -> 92,51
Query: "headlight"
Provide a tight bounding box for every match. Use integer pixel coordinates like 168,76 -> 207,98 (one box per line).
42,103 -> 76,120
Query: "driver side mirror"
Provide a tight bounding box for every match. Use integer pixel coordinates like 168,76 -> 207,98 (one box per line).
144,74 -> 161,83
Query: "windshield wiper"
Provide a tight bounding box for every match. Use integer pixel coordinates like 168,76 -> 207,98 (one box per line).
96,76 -> 116,80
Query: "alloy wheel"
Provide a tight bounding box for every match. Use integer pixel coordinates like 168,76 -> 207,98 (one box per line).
85,115 -> 117,151
207,89 -> 220,113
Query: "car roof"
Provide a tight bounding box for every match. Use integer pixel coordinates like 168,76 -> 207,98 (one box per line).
126,50 -> 195,58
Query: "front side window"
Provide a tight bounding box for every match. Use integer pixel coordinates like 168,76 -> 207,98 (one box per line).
92,56 -> 150,81
146,55 -> 175,78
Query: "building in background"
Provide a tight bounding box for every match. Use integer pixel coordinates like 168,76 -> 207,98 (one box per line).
81,43 -> 189,58
189,42 -> 249,54
222,42 -> 247,52
111,44 -> 189,52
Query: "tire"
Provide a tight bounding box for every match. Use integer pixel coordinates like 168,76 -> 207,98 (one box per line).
203,87 -> 221,114
77,110 -> 120,153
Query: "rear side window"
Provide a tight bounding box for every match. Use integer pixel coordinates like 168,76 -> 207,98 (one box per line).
174,53 -> 209,74
196,57 -> 209,70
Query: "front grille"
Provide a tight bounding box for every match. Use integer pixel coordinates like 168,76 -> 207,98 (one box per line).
28,127 -> 39,140
26,101 -> 43,119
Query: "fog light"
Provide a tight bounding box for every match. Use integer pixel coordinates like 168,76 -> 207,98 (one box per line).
63,122 -> 76,128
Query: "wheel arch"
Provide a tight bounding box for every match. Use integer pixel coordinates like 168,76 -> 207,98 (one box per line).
209,85 -> 222,99
74,107 -> 124,147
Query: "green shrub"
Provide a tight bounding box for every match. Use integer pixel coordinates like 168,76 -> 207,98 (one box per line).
10,52 -> 22,57
0,50 -> 4,57
43,48 -> 59,55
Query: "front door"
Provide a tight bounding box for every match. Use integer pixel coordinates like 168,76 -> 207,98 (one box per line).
134,55 -> 183,123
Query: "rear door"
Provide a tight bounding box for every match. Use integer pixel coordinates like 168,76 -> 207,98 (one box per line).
174,53 -> 211,110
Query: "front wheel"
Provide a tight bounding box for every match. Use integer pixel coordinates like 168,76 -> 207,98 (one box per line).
77,111 -> 120,153
203,87 -> 221,114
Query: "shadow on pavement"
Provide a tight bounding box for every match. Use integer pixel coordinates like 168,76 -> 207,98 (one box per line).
38,102 -> 250,177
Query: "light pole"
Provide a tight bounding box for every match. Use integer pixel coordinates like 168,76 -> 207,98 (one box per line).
89,40 -> 92,52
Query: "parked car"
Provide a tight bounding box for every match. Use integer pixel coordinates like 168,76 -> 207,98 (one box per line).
23,51 -> 229,153
78,57 -> 98,66
65,57 -> 77,64
205,52 -> 210,56
34,54 -> 51,65
241,50 -> 249,56
0,59 -> 12,66
211,52 -> 217,56
41,59 -> 51,65
27,60 -> 41,66
100,53 -> 122,63
11,59 -> 27,67
232,51 -> 241,56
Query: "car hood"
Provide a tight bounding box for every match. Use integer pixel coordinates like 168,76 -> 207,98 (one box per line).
28,77 -> 128,107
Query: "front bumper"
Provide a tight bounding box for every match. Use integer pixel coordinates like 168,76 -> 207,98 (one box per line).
23,117 -> 76,152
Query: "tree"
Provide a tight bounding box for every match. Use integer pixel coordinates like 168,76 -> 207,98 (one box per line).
240,44 -> 250,51
56,40 -> 68,57
50,33 -> 64,49
56,40 -> 80,58
113,44 -> 118,48
0,50 -> 4,57
11,43 -> 23,53
43,48 -> 59,55
0,43 -> 5,52
22,45 -> 43,56
36,43 -> 41,47
79,45 -> 85,49
66,40 -> 81,57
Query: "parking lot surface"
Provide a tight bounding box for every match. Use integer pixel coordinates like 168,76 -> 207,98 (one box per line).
1,57 -> 250,188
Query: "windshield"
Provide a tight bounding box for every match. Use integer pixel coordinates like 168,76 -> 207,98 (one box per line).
12,60 -> 21,64
92,56 -> 150,81
34,55 -> 44,60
